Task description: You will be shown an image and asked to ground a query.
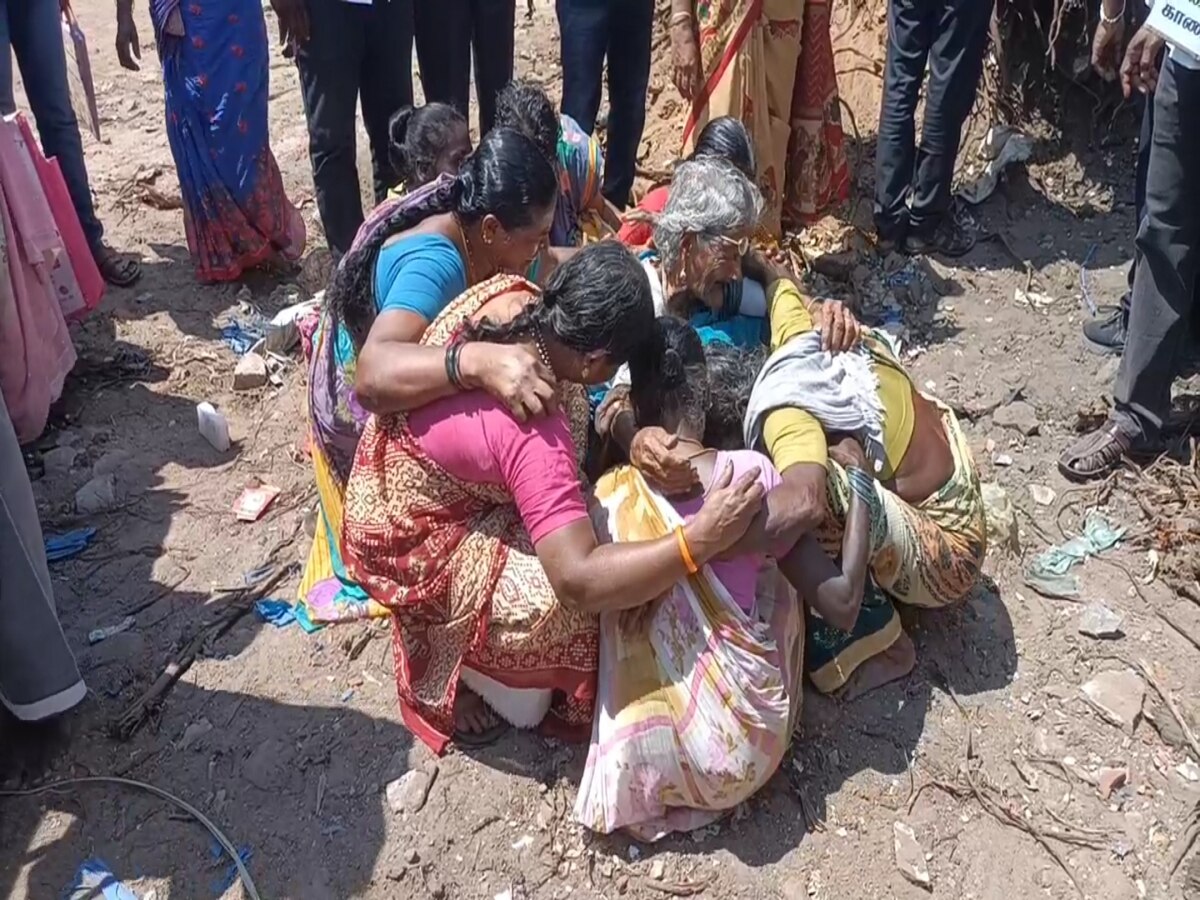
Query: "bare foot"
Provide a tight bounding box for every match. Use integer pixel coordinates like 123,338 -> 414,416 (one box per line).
453,686 -> 500,736
839,630 -> 916,702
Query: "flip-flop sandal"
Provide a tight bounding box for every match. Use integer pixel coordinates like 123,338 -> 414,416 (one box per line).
1058,419 -> 1132,482
452,692 -> 510,748
96,250 -> 142,288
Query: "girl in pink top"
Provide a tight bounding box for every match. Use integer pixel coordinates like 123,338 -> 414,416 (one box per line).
621,317 -> 874,625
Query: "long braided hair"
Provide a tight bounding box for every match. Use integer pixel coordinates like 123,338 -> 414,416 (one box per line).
460,242 -> 656,371
325,127 -> 558,353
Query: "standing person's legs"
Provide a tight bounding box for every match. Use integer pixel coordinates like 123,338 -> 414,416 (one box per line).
903,0 -> 993,252
1112,59 -> 1199,437
6,0 -> 140,284
602,0 -> 652,209
556,0 -> 607,135
296,0 -> 368,258
415,0 -> 472,120
5,0 -> 99,249
362,0 -> 415,203
873,0 -> 935,246
471,0 -> 515,134
1060,58 -> 1200,479
0,396 -> 86,723
1084,83 -> 1156,353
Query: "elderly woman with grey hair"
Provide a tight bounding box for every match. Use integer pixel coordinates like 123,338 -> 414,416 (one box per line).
600,157 -> 862,491
598,157 -> 987,699
615,157 -> 861,348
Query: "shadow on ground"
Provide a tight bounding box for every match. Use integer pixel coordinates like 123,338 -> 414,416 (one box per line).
0,365 -> 419,898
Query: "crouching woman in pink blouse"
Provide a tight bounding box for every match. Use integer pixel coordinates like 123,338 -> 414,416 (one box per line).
339,242 -> 766,753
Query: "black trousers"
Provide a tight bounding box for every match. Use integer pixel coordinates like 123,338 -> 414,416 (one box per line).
873,0 -> 994,240
296,0 -> 414,258
1112,81 -> 1157,313
556,0 -> 653,209
1114,57 -> 1200,436
414,0 -> 515,136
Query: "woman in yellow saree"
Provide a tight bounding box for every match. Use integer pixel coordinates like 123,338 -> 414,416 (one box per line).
577,318 -> 875,838
670,0 -> 850,235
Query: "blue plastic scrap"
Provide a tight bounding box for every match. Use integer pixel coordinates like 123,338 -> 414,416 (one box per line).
1024,511 -> 1126,598
219,321 -> 264,356
253,598 -> 296,628
45,527 -> 97,563
209,840 -> 253,896
65,859 -> 140,900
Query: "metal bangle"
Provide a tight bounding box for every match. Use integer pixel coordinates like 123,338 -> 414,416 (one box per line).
846,466 -> 876,507
444,343 -> 464,390
1100,1 -> 1125,24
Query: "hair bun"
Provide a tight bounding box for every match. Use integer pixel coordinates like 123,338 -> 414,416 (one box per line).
389,106 -> 414,145
660,346 -> 685,384
387,107 -> 414,174
451,165 -> 474,207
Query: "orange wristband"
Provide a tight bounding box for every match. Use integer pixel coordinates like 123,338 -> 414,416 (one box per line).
675,525 -> 699,575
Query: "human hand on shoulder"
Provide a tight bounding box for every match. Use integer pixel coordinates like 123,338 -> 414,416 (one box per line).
685,462 -> 766,562
816,299 -> 863,353
630,427 -> 701,495
459,342 -> 557,422
595,385 -> 632,438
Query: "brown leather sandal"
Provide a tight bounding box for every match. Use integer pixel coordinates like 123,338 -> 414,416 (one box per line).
94,245 -> 142,287
1058,419 -> 1133,482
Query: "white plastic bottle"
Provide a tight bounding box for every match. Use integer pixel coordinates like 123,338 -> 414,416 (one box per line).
196,402 -> 231,452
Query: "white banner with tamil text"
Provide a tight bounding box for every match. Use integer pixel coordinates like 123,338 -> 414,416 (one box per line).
1147,0 -> 1200,59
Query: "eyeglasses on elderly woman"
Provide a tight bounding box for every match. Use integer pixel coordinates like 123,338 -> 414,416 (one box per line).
701,232 -> 751,257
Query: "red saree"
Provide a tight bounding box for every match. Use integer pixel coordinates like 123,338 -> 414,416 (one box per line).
341,275 -> 598,754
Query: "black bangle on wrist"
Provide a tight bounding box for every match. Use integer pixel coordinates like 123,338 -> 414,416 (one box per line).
444,342 -> 466,391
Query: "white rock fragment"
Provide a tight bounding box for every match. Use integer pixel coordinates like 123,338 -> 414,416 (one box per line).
893,821 -> 931,888
1081,670 -> 1145,733
1077,603 -> 1124,639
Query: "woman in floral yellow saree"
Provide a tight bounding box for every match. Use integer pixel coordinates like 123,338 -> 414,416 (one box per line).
670,0 -> 849,235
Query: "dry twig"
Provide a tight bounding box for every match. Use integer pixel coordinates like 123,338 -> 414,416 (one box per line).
639,873 -> 717,896
912,673 -> 1105,896
111,562 -> 295,740
1133,659 -> 1200,760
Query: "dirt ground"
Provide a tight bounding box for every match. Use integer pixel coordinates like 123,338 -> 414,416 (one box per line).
2,2 -> 1199,899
